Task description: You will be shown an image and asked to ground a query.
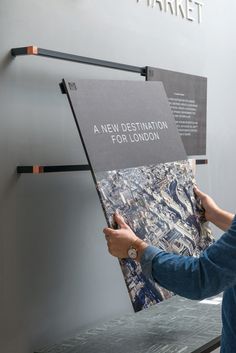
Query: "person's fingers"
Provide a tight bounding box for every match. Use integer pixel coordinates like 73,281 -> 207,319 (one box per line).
105,233 -> 110,241
107,243 -> 117,257
107,244 -> 112,255
114,212 -> 129,229
103,227 -> 117,237
194,186 -> 207,200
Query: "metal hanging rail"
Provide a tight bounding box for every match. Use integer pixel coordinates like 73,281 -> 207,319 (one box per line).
11,45 -> 208,174
16,165 -> 91,174
16,160 -> 207,174
11,45 -> 147,75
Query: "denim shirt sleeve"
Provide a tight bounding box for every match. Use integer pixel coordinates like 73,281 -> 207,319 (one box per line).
140,215 -> 236,300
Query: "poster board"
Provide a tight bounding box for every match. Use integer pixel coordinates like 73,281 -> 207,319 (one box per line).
62,79 -> 213,311
147,67 -> 207,156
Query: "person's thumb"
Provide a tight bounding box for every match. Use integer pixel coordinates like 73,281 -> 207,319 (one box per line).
114,212 -> 129,229
194,186 -> 206,200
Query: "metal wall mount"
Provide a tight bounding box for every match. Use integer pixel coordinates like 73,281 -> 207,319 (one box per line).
16,165 -> 91,174
16,160 -> 208,174
11,45 -> 208,174
11,45 -> 147,75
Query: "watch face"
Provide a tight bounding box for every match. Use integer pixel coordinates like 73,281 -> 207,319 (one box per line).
128,247 -> 137,260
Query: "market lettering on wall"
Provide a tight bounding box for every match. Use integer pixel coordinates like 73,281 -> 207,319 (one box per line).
137,0 -> 203,24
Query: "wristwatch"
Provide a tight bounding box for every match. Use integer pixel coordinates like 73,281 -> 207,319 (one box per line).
127,238 -> 145,260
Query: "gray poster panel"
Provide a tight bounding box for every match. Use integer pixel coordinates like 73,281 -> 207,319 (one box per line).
63,79 -> 186,172
63,79 -> 213,312
147,67 -> 207,156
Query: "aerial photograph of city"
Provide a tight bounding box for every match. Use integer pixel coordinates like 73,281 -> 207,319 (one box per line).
96,160 -> 214,312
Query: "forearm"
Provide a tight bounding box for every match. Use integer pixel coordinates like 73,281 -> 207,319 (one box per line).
210,208 -> 234,231
141,247 -> 224,300
140,216 -> 236,300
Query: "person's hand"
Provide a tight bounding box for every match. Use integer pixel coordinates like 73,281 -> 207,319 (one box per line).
103,213 -> 148,260
194,186 -> 234,231
194,186 -> 221,223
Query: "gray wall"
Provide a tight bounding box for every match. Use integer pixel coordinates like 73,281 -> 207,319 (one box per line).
0,1 -> 235,352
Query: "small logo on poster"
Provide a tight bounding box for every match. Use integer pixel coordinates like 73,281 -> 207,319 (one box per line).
68,82 -> 77,91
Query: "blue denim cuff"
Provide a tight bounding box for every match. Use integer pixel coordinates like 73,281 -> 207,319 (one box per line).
140,245 -> 163,280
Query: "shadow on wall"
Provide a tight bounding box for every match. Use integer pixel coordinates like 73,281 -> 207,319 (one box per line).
0,171 -> 20,216
0,51 -> 14,74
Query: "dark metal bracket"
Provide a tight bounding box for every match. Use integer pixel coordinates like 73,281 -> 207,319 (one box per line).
17,165 -> 91,174
11,45 -> 147,76
12,45 -> 208,174
195,159 -> 208,165
16,160 -> 207,174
